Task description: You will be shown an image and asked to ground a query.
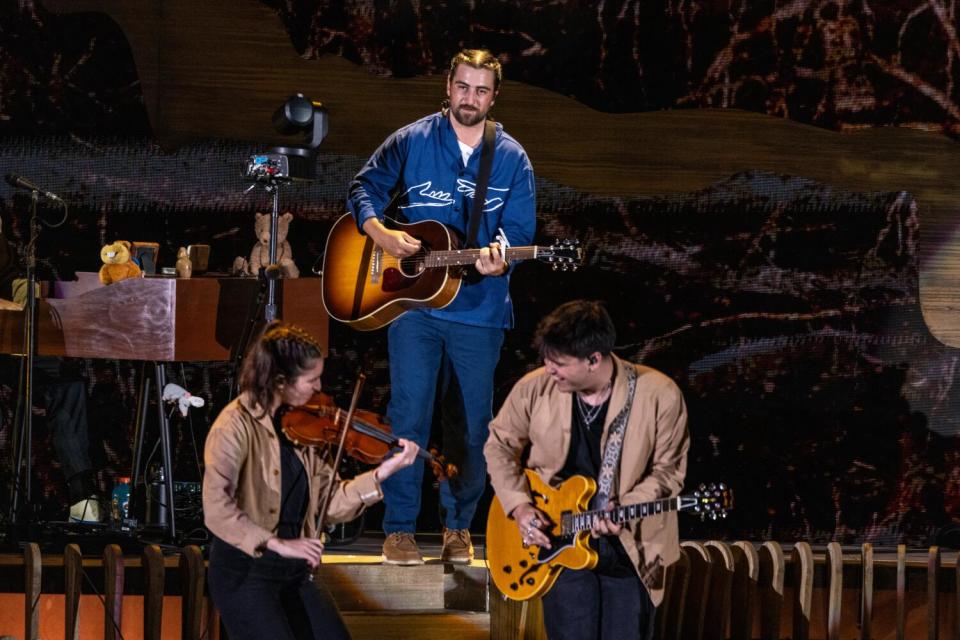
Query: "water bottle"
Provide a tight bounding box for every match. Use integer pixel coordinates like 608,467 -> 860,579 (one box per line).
111,476 -> 131,525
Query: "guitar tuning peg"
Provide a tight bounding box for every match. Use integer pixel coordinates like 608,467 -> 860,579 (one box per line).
710,512 -> 718,521
720,512 -> 728,519
718,482 -> 727,490
698,483 -> 706,492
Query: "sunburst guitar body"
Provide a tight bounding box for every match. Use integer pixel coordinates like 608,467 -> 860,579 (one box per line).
486,469 -> 733,601
321,214 -> 582,330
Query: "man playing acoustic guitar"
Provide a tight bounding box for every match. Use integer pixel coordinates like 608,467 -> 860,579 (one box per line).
485,300 -> 690,639
347,49 -> 536,565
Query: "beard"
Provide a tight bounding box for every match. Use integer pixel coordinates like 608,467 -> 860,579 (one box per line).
451,104 -> 487,127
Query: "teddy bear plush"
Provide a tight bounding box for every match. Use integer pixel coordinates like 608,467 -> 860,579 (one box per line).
99,240 -> 142,285
233,211 -> 299,278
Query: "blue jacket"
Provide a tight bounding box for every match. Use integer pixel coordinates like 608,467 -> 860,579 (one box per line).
348,112 -> 536,329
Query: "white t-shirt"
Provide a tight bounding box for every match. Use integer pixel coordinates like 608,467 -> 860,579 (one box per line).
458,140 -> 474,166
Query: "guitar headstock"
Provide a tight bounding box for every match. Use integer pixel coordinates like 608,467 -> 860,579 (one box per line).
537,239 -> 582,271
690,483 -> 733,521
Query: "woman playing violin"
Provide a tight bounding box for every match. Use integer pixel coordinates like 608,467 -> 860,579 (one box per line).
203,321 -> 419,640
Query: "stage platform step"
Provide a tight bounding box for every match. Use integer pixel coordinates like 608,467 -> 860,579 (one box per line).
317,559 -> 489,612
319,534 -> 496,639
342,610 -> 490,639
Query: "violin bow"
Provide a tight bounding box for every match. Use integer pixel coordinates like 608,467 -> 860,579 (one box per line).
315,372 -> 365,543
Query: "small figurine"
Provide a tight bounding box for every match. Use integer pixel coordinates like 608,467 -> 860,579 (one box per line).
175,247 -> 192,279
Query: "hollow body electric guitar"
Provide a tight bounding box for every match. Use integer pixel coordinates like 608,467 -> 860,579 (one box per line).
321,214 -> 582,330
486,469 -> 733,601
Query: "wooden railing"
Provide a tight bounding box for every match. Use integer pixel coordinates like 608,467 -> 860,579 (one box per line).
6,540 -> 960,639
491,540 -> 960,640
10,542 -> 212,640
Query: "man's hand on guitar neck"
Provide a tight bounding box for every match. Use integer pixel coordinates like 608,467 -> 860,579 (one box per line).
589,502 -> 622,538
511,502 -> 552,549
476,242 -> 509,276
362,217 -> 421,257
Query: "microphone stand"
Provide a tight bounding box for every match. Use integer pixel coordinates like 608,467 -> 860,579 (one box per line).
229,177 -> 289,396
264,181 -> 284,322
8,190 -> 41,522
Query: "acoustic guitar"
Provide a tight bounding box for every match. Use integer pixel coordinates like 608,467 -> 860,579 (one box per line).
321,213 -> 582,330
486,469 -> 733,601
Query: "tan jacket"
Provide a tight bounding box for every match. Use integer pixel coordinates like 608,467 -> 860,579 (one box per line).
484,354 -> 689,605
203,393 -> 383,558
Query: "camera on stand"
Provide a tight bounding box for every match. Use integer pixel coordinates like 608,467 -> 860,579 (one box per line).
243,93 -> 327,184
238,92 -> 327,334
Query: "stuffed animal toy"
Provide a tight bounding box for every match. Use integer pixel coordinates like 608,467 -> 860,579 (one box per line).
99,241 -> 142,285
233,211 -> 299,278
162,383 -> 205,417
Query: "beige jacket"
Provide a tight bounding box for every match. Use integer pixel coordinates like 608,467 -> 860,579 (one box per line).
203,393 -> 383,558
484,354 -> 689,605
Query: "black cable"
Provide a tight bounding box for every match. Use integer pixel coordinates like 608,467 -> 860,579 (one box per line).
79,564 -> 127,640
178,363 -> 204,479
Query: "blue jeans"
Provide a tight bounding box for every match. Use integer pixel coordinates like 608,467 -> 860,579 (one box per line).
382,312 -> 504,532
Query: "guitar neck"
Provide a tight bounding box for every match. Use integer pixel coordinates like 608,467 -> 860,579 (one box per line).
424,246 -> 540,268
564,496 -> 681,534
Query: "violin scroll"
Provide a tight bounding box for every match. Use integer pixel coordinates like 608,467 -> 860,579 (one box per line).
428,446 -> 458,482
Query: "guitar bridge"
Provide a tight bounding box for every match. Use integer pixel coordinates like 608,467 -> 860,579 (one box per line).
370,246 -> 382,284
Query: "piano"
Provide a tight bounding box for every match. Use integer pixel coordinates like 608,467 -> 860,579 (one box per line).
0,276 -> 328,360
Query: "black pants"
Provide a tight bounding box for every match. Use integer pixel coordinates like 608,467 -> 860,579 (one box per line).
541,537 -> 655,640
208,537 -> 351,640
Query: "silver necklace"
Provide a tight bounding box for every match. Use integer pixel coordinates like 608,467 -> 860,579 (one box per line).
575,381 -> 611,426
576,393 -> 604,425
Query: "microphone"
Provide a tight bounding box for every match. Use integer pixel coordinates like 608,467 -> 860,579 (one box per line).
4,173 -> 63,202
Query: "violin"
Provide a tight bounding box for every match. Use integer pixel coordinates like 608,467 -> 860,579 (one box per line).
280,392 -> 457,481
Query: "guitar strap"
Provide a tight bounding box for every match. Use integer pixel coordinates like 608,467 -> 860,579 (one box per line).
465,119 -> 497,248
595,364 -> 638,510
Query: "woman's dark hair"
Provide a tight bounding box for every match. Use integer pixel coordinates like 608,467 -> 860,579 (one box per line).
534,299 -> 616,360
239,321 -> 323,415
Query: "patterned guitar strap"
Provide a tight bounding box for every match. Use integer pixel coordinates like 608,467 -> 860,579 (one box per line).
595,364 -> 638,511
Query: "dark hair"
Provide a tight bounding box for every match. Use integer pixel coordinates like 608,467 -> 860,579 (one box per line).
449,49 -> 502,91
534,300 -> 616,361
240,321 -> 323,416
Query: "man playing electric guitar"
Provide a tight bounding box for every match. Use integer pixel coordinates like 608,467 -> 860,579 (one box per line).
485,300 -> 690,640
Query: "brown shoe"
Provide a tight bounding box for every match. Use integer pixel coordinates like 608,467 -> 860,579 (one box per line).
441,528 -> 474,564
382,532 -> 424,565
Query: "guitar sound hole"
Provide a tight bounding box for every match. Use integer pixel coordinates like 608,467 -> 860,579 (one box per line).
503,566 -> 512,574
398,254 -> 426,277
